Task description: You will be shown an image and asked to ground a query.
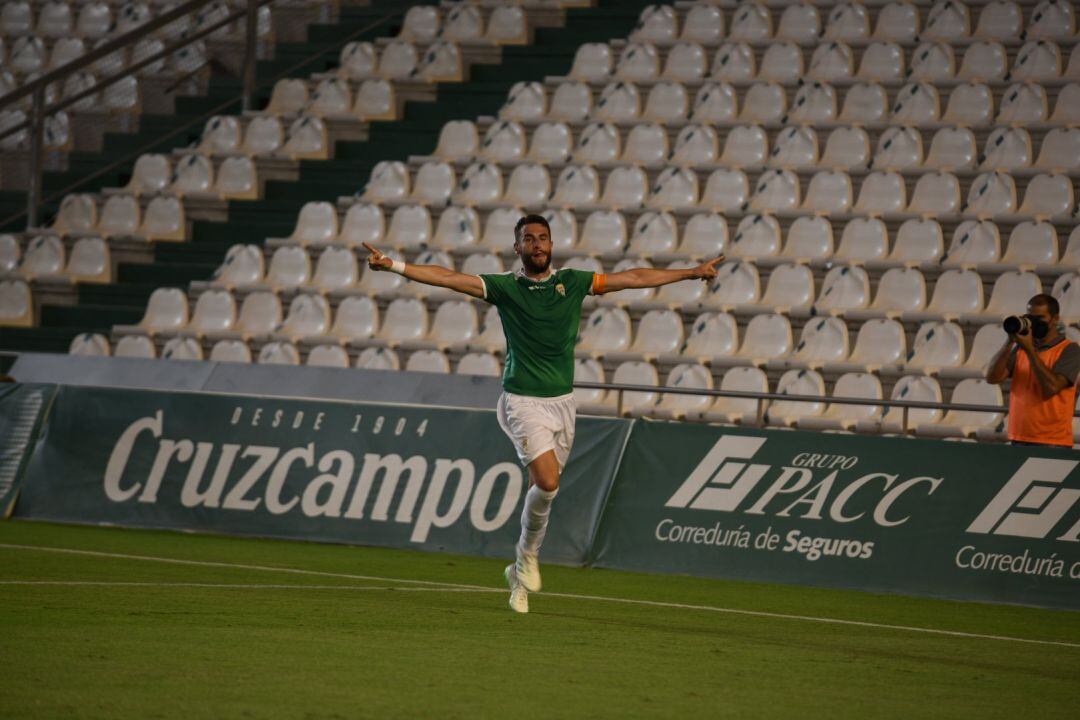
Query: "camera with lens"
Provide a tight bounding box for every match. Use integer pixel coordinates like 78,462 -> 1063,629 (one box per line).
1003,314 -> 1049,339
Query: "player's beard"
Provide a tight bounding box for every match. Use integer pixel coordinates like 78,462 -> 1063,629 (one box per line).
521,250 -> 551,275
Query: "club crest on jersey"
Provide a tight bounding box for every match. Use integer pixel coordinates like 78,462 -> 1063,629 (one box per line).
555,283 -> 566,296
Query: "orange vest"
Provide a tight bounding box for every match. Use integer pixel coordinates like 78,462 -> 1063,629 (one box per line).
1007,340 -> 1077,447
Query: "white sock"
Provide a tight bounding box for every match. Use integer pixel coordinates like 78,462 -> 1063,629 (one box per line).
517,485 -> 558,557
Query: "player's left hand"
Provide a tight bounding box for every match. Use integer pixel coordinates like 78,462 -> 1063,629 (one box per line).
362,242 -> 393,272
692,255 -> 725,282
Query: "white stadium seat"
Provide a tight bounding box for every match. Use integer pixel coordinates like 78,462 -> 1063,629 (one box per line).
859,42 -> 904,82
501,81 -> 546,122
825,2 -> 871,41
628,212 -> 677,255
357,347 -> 400,371
278,294 -> 331,340
875,2 -> 919,42
114,335 -> 155,359
290,202 -> 338,246
549,81 -> 592,123
433,206 -> 480,250
815,265 -> 870,313
185,286 -> 237,338
480,121 -> 526,163
975,1 -> 1021,41
692,82 -> 739,123
529,122 -> 573,164
925,269 -> 984,317
258,342 -> 300,366
69,333 -> 110,357
138,288 -> 188,334
965,172 -> 1016,216
307,344 -> 350,368
926,127 -> 976,170
457,352 -> 501,377
162,337 -> 203,362
778,4 -> 821,43
1003,221 -> 1058,266
234,293 -> 282,339
20,235 -> 64,278
331,296 -> 378,342
704,366 -> 768,425
683,312 -> 738,362
377,298 -> 428,345
906,321 -> 965,372
264,246 -> 311,290
434,120 -> 479,162
961,323 -> 1009,374
783,217 -> 833,261
570,43 -> 613,81
1028,0 -> 1075,40
799,372 -> 883,431
612,44 -> 660,84
766,369 -> 826,426
844,319 -> 906,371
712,42 -> 756,82
643,83 -> 688,124
917,380 -> 1003,439
578,306 -> 632,355
729,2 -> 772,42
760,43 -> 803,84
663,43 -> 707,83
870,267 -> 926,316
735,313 -> 792,364
681,3 -> 724,44
701,168 -> 749,212
729,214 -> 781,259
837,217 -> 887,262
610,361 -> 659,415
792,317 -> 849,367
981,271 -> 1041,319
653,363 -> 712,419
313,247 -> 359,291
958,41 -> 1006,82
704,261 -> 760,309
0,235 -> 20,273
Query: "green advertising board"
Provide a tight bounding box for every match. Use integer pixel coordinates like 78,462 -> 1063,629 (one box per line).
0,384 -> 54,518
6,384 -> 1080,609
591,421 -> 1080,610
14,386 -> 630,564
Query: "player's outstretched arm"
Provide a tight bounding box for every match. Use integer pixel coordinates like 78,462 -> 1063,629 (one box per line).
363,243 -> 484,299
597,255 -> 725,294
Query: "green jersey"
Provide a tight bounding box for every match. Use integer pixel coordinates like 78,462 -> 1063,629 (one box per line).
479,268 -> 595,397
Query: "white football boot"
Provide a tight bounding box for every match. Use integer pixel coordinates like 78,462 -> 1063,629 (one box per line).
504,564 -> 529,614
515,548 -> 541,592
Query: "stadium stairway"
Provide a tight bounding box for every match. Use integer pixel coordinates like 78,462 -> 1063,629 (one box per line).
0,0 -> 654,355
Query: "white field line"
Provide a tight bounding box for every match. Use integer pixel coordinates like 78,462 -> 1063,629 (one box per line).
1,542 -> 1078,650
0,580 -> 500,592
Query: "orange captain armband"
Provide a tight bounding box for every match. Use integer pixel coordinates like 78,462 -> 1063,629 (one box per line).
592,273 -> 607,295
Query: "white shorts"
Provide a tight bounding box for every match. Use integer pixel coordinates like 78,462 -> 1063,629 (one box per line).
496,391 -> 577,472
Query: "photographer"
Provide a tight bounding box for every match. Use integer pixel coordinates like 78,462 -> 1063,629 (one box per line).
987,294 -> 1079,447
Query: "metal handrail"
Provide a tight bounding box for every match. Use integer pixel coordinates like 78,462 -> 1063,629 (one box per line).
0,0 -> 274,145
0,2 -> 404,230
0,0 -> 253,228
572,379 -> 1080,424
0,0 -> 218,110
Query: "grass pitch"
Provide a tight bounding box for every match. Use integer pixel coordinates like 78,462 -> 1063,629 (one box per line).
0,521 -> 1077,719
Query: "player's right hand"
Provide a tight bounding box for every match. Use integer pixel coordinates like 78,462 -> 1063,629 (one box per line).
362,242 -> 393,272
693,255 -> 725,282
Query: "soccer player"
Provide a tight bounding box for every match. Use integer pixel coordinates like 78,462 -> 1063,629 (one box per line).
364,214 -> 723,613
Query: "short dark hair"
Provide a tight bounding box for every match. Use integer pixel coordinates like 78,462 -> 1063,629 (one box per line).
1029,293 -> 1060,317
514,214 -> 550,243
